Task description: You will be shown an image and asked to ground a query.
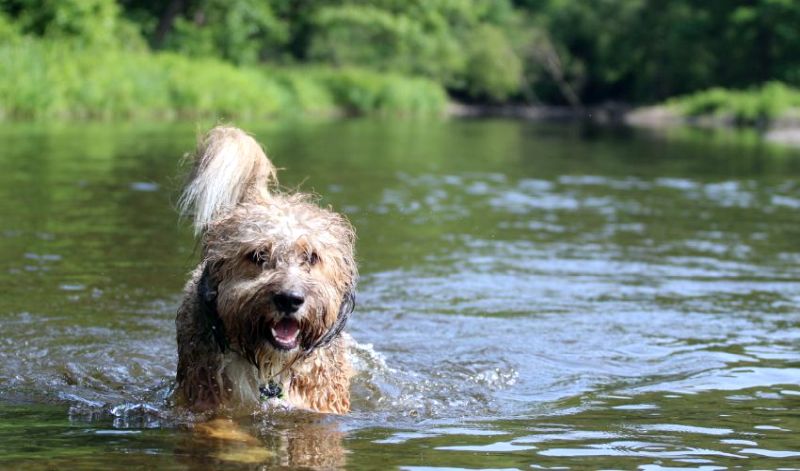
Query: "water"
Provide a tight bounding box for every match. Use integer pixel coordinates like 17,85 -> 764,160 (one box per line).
1,120 -> 799,469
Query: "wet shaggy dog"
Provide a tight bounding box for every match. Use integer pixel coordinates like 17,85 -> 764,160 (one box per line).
175,126 -> 357,414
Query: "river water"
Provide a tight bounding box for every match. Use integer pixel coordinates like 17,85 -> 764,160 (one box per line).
1,120 -> 799,469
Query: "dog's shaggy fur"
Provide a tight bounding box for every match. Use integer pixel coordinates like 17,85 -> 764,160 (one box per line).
175,126 -> 357,414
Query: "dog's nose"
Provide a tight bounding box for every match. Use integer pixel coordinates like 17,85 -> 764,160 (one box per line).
273,291 -> 304,314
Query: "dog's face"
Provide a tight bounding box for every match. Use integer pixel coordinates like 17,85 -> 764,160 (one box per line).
202,196 -> 357,369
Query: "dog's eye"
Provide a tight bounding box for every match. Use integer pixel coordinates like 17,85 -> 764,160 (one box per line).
308,252 -> 319,266
247,250 -> 267,265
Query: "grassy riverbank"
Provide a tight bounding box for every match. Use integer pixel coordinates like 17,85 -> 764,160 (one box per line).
4,35 -> 800,133
665,82 -> 800,127
0,39 -> 448,121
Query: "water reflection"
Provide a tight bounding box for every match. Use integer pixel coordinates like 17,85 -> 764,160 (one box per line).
176,415 -> 348,469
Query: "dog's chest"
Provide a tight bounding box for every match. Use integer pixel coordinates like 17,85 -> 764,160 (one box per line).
219,353 -> 262,407
219,351 -> 298,409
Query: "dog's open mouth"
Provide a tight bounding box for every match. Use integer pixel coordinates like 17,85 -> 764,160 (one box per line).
269,317 -> 301,350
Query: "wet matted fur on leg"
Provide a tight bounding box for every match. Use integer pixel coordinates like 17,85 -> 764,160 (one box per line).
175,126 -> 357,414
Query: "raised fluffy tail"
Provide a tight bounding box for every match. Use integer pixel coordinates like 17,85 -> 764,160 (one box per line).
179,126 -> 277,236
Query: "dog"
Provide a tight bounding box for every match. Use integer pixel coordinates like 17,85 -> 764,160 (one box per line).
174,126 -> 357,414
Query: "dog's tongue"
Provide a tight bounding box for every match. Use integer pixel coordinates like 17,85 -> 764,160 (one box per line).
273,318 -> 299,341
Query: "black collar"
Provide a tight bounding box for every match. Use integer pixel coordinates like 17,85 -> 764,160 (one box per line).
303,289 -> 355,356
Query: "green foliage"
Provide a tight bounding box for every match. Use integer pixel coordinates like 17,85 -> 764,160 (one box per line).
464,25 -> 523,101
305,1 -> 526,101
307,4 -> 464,83
4,0 -> 800,112
311,67 -> 448,115
0,0 -> 144,48
668,82 -> 800,126
269,71 -> 336,115
0,38 -> 447,121
519,0 -> 800,104
165,0 -> 289,65
0,10 -> 19,41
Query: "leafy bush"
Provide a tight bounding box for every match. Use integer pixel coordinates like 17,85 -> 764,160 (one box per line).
464,25 -> 523,101
669,82 -> 800,126
0,39 -> 448,121
269,71 -> 336,116
164,0 -> 288,65
0,11 -> 18,41
1,0 -> 145,49
310,68 -> 448,116
306,1 -> 520,101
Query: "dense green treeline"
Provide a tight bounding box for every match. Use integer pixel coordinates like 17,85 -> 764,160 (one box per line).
2,0 -> 800,121
528,0 -> 800,104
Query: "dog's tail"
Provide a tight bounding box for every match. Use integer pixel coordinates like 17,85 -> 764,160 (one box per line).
179,126 -> 277,236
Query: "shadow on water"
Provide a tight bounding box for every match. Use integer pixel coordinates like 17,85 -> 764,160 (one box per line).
1,119 -> 800,468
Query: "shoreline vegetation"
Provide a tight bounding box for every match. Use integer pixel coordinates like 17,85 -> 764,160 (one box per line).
454,83 -> 800,130
453,89 -> 800,148
3,36 -> 800,147
4,38 -> 800,128
2,0 -> 800,146
0,38 -> 448,121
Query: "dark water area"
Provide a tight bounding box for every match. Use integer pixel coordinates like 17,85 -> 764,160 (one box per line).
1,120 -> 799,469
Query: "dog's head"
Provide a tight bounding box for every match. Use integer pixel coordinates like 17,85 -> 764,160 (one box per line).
199,195 -> 357,369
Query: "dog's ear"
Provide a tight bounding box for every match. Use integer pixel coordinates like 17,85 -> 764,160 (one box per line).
198,262 -> 218,305
197,261 -> 227,352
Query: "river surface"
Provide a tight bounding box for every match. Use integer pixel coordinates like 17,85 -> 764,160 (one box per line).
1,120 -> 799,469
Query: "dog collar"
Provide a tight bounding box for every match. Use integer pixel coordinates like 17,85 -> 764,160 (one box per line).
300,289 -> 355,357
